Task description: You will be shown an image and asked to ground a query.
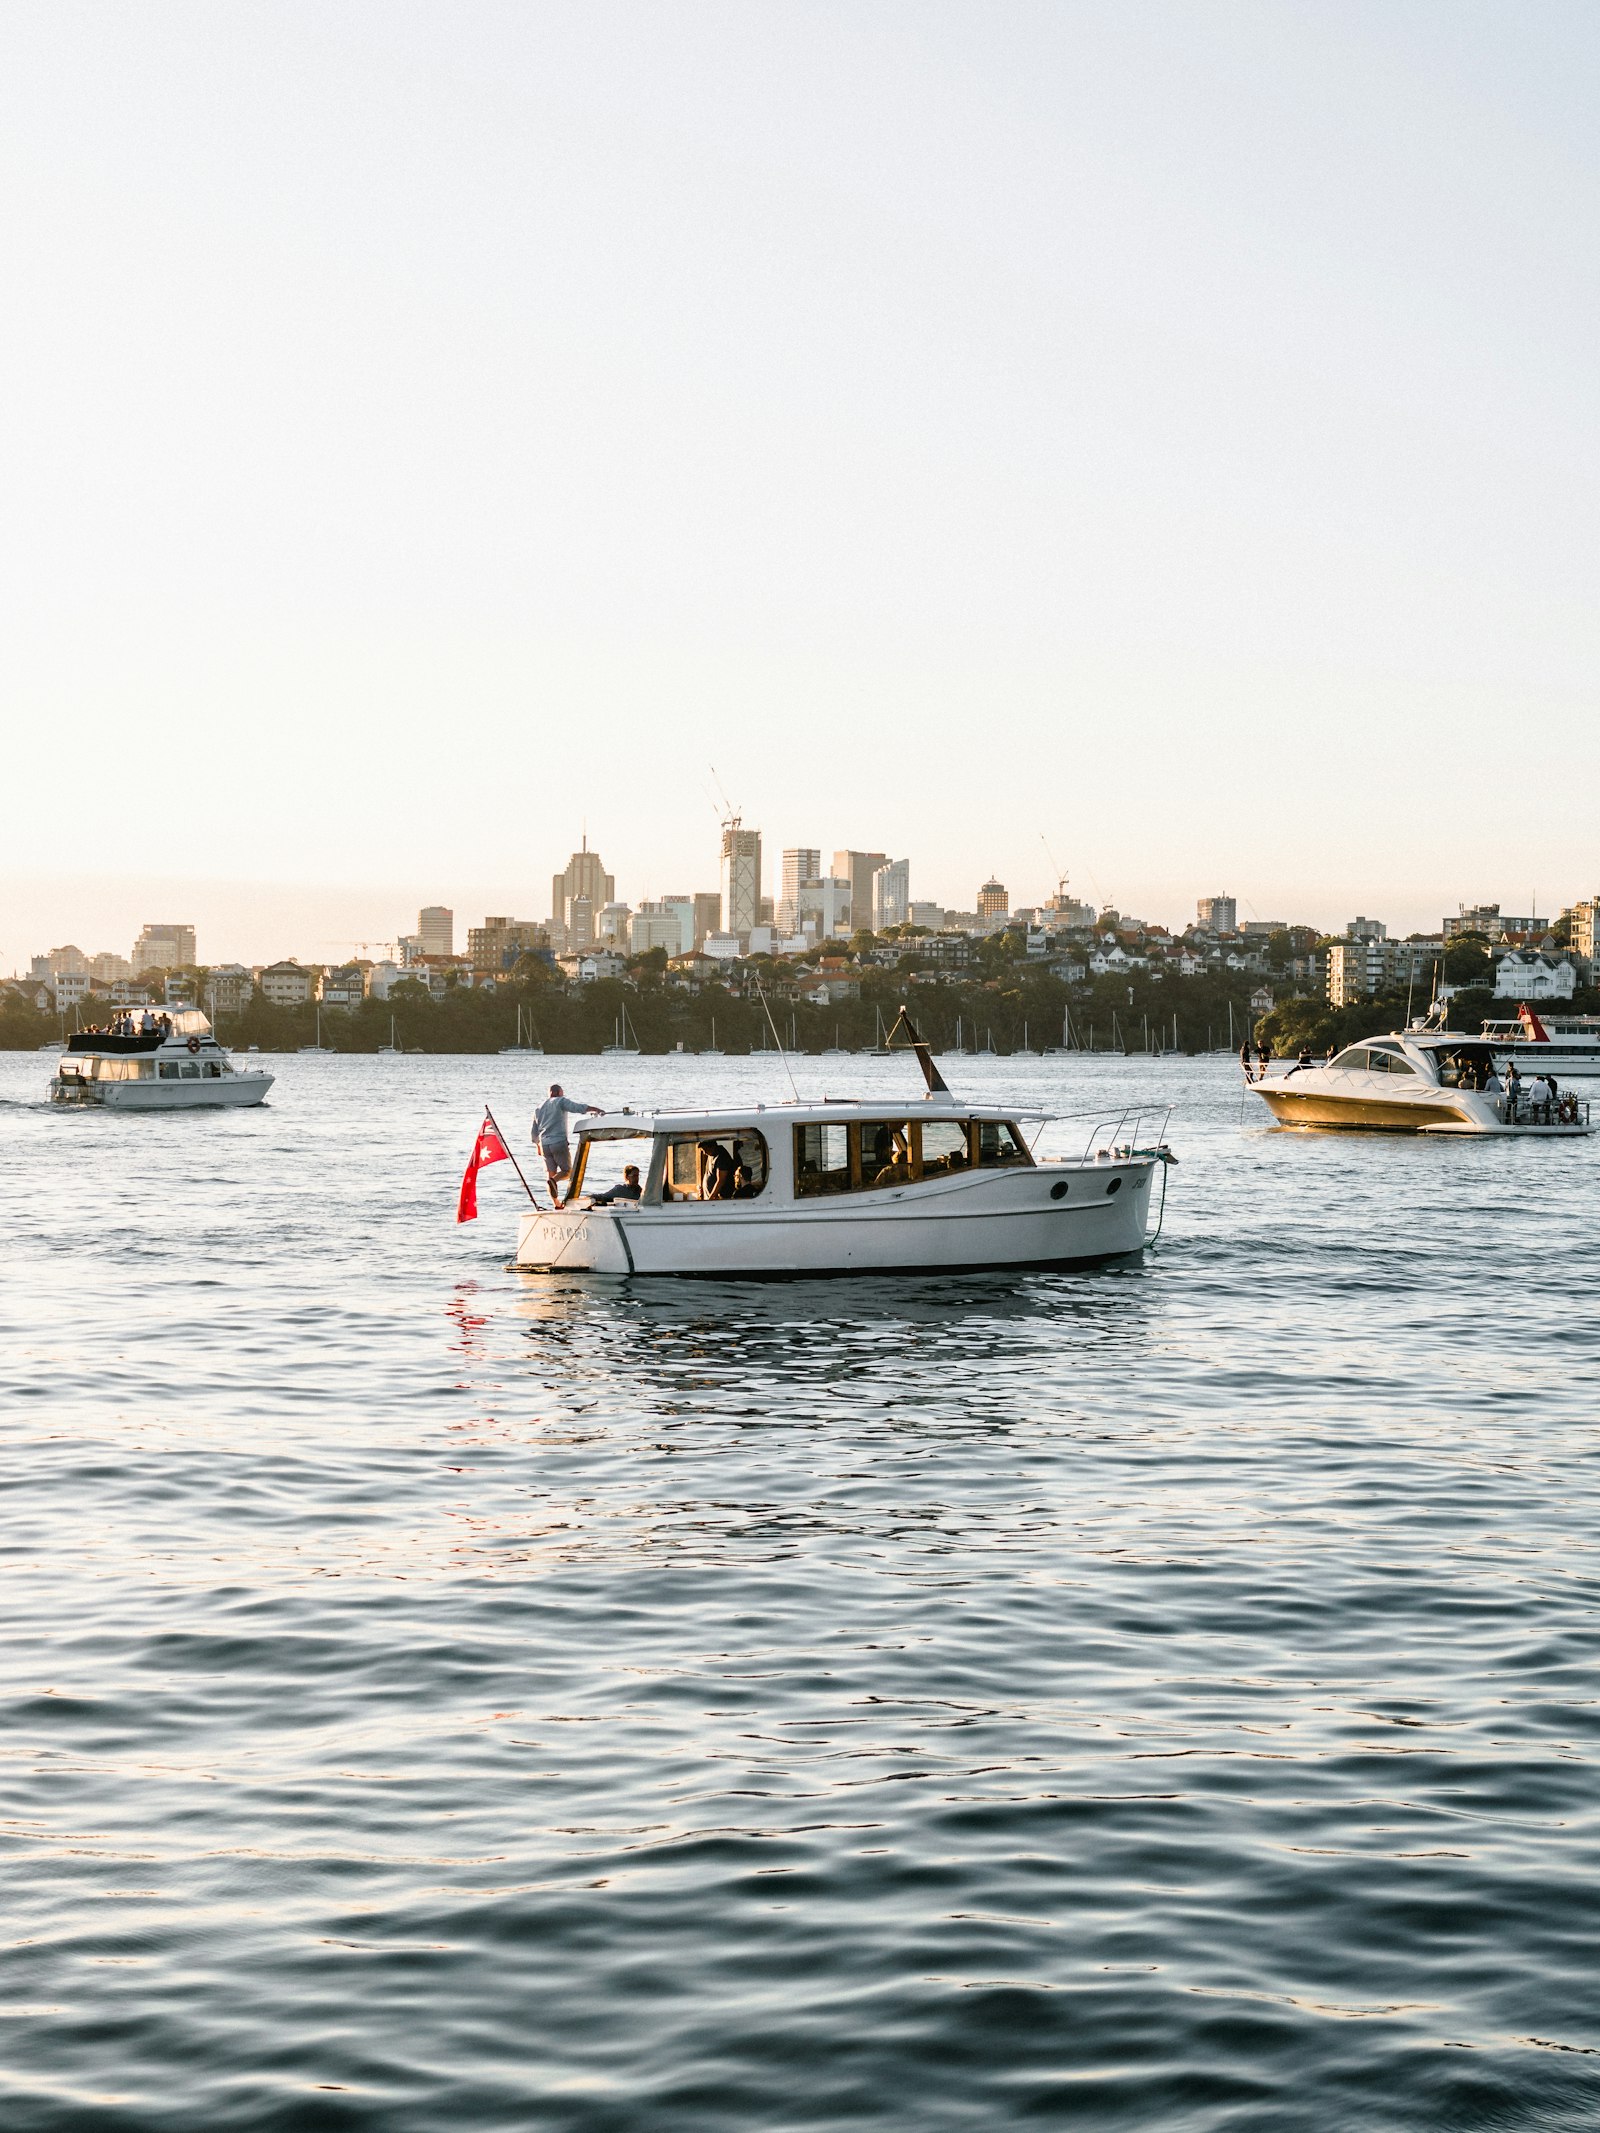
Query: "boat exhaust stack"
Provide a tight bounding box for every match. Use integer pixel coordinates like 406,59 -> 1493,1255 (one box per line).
887,1005 -> 951,1096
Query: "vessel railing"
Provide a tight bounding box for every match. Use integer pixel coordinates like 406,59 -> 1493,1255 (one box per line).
1502,1091 -> 1589,1128
1038,1105 -> 1176,1164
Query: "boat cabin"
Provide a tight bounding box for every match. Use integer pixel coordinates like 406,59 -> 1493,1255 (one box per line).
567,1102 -> 1038,1208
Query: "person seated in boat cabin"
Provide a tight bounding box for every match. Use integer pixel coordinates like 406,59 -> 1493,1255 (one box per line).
590,1164 -> 642,1204
868,1124 -> 911,1186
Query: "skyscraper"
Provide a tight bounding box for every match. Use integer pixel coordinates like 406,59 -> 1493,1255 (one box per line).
720,819 -> 762,939
551,839 -> 615,945
977,879 -> 1009,919
419,905 -> 454,956
872,858 -> 910,931
1196,895 -> 1237,934
834,851 -> 888,935
691,892 -> 722,949
780,848 -> 820,933
133,923 -> 197,973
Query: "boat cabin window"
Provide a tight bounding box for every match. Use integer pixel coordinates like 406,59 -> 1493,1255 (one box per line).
793,1122 -> 853,1197
975,1120 -> 1031,1166
919,1120 -> 970,1176
1329,1046 -> 1371,1071
660,1131 -> 768,1203
793,1117 -> 1032,1197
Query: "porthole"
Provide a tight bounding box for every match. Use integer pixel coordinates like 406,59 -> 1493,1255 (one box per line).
1105,1176 -> 1123,1196
1049,1180 -> 1069,1200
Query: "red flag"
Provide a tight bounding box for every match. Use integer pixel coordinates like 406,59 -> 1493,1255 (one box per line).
457,1115 -> 511,1223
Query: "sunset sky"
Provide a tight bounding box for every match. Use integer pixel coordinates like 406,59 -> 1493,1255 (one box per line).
3,1 -> 1597,967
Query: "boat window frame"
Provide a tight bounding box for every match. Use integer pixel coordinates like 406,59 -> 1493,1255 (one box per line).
792,1115 -> 1034,1199
657,1128 -> 770,1206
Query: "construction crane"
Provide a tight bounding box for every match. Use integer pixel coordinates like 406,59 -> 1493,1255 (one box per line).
1039,835 -> 1071,912
325,940 -> 399,959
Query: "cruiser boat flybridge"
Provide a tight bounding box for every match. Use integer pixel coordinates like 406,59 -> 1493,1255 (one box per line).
510,1010 -> 1174,1277
49,1009 -> 273,1110
1246,1027 -> 1591,1136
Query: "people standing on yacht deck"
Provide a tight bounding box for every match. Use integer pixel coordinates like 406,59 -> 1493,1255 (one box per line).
534,1084 -> 601,1197
1238,1040 -> 1254,1081
1504,1060 -> 1521,1117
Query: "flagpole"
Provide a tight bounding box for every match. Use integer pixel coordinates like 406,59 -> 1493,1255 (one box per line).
485,1104 -> 541,1207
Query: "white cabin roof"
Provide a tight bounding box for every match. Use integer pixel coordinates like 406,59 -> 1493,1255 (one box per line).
577,1096 -> 1050,1139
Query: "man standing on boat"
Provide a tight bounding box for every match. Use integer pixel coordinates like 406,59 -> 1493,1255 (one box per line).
534,1083 -> 602,1200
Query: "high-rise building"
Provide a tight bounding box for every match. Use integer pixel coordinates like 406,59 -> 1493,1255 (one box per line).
633,903 -> 693,956
90,952 -> 131,982
1196,895 -> 1237,934
1347,916 -> 1387,942
567,895 -> 596,953
799,876 -> 852,939
1561,898 -> 1600,961
1444,903 -> 1535,942
47,944 -> 89,977
833,851 -> 887,936
418,906 -> 454,956
597,903 -> 632,950
467,917 -> 546,972
133,923 -> 197,973
872,858 -> 910,931
691,892 -> 722,949
779,849 -> 821,933
551,839 -> 615,944
977,879 -> 1009,919
720,819 -> 762,938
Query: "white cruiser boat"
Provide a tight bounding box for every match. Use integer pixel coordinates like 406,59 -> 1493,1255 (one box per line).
1247,1028 -> 1590,1136
49,1009 -> 274,1110
510,1013 -> 1173,1277
1479,1004 -> 1600,1077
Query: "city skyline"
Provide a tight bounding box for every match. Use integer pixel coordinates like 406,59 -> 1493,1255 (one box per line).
1,832 -> 1583,977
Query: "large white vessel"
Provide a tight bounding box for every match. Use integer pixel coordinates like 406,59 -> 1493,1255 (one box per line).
1479,1003 -> 1600,1076
50,1009 -> 274,1110
1247,1028 -> 1590,1136
509,1016 -> 1173,1277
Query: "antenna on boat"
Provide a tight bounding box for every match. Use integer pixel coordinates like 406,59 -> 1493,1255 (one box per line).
886,1005 -> 950,1096
754,981 -> 801,1102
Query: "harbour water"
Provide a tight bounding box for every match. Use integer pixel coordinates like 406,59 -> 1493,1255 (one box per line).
3,1050 -> 1599,2130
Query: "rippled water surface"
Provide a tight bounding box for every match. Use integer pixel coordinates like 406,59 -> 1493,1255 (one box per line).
4,1049 -> 1600,2131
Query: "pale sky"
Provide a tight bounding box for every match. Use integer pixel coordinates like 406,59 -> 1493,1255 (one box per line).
3,1 -> 1597,968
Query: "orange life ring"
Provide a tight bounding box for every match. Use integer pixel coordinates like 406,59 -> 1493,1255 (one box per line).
186,1035 -> 201,1054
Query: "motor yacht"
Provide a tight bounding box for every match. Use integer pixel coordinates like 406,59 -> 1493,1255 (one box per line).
1246,1028 -> 1590,1136
508,1012 -> 1174,1277
50,1009 -> 274,1110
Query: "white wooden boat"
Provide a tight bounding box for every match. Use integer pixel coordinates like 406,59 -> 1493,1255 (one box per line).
1247,1028 -> 1591,1136
50,1009 -> 274,1110
509,1012 -> 1174,1277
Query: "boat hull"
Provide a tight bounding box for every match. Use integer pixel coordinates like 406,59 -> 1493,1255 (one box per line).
512,1161 -> 1156,1276
1251,1084 -> 1466,1132
50,1074 -> 274,1110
